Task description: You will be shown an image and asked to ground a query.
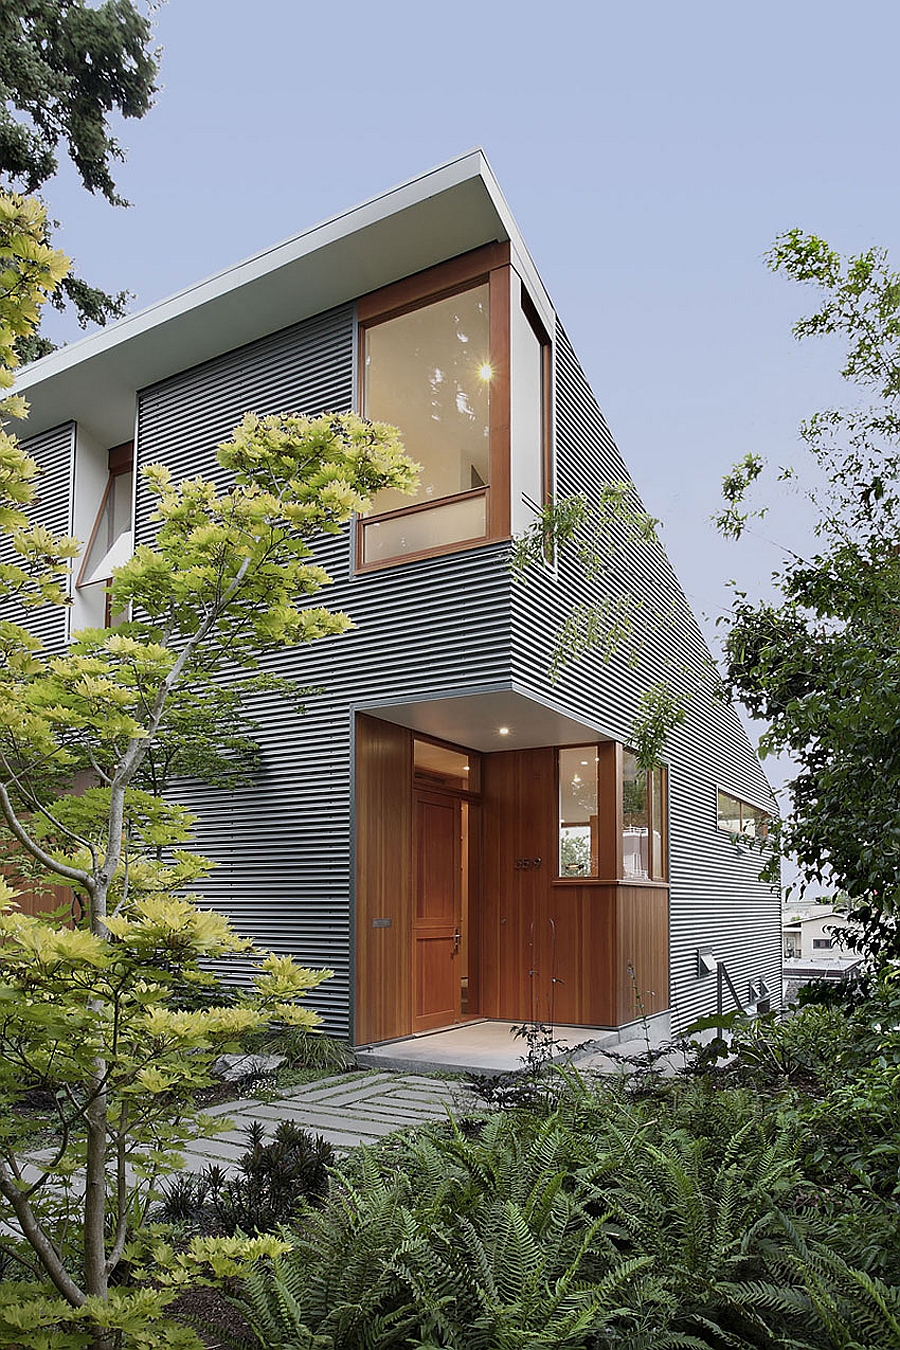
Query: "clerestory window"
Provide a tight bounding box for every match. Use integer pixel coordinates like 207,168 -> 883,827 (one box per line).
716,788 -> 768,841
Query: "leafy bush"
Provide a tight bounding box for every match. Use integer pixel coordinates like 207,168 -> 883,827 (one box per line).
214,1073 -> 900,1350
156,1122 -> 333,1236
726,1004 -> 864,1091
796,971 -> 872,1009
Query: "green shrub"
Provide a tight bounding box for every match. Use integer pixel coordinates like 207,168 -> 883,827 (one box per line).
727,1004 -> 864,1091
156,1121 -> 333,1236
213,1075 -> 900,1350
245,1025 -> 357,1073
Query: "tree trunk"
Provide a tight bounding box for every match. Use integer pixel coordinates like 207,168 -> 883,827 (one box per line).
84,1078 -> 114,1350
86,866 -> 112,1350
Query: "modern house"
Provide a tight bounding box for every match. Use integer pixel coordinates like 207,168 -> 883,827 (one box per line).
10,152 -> 781,1045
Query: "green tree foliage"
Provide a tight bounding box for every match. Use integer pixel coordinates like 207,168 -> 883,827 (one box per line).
0,0 -> 159,358
0,189 -> 419,1348
716,231 -> 900,961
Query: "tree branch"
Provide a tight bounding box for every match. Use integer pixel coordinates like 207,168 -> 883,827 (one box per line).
0,1157 -> 86,1306
0,781 -> 93,889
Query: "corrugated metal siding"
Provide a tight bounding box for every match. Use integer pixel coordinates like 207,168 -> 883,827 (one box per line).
136,299 -> 779,1038
0,422 -> 74,653
135,307 -> 511,1035
136,306 -> 356,522
510,327 -> 781,1032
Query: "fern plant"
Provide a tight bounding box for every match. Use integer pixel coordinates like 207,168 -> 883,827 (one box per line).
212,1070 -> 900,1350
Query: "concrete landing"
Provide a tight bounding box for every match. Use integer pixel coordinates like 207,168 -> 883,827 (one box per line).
354,1019 -> 620,1074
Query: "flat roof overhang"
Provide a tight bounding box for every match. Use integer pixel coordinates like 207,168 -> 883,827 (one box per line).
15,150 -> 553,450
357,686 -> 613,754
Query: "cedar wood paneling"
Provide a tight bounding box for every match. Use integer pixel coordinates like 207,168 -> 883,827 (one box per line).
480,746 -> 667,1028
355,714 -> 412,1044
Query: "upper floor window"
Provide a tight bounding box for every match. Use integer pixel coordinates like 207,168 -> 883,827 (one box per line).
362,283 -> 490,565
356,244 -> 515,570
75,441 -> 133,625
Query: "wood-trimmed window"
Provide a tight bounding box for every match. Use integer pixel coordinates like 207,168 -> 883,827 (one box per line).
716,788 -> 769,841
622,750 -> 668,881
559,745 -> 601,877
557,743 -> 668,882
357,243 -> 511,570
413,734 -> 481,795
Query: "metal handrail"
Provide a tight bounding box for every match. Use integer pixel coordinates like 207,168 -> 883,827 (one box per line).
716,960 -> 746,1031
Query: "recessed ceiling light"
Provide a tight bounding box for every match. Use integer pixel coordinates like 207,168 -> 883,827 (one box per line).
478,362 -> 493,382
498,726 -> 510,736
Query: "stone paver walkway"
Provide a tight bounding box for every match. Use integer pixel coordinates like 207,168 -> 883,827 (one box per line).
182,1070 -> 476,1171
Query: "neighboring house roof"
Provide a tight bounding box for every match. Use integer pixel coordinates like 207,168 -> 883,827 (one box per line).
15,150 -> 554,449
782,909 -> 845,927
783,956 -> 861,977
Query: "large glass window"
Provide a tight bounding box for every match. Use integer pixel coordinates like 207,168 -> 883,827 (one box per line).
361,282 -> 491,564
362,493 -> 487,566
559,746 -> 600,877
622,750 -> 667,881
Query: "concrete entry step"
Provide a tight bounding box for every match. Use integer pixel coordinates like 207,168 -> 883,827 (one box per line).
354,1019 -> 622,1075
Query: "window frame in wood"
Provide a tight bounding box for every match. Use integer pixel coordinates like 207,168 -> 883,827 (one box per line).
75,441 -> 134,626
716,787 -> 769,841
356,243 -> 511,572
621,749 -> 668,883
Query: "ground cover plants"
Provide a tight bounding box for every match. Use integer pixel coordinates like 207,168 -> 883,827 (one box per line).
149,975 -> 897,1350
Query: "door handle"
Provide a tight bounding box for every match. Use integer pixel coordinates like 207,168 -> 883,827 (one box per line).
453,927 -> 461,952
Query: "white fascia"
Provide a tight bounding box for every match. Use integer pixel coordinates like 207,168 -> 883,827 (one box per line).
15,150 -> 556,449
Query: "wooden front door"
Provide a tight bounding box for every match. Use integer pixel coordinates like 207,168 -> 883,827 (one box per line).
413,789 -> 462,1031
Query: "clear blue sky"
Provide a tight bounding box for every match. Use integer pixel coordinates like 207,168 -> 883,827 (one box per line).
40,0 -> 900,816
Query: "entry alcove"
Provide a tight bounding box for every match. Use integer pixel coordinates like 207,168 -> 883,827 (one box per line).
354,714 -> 669,1046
